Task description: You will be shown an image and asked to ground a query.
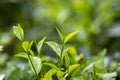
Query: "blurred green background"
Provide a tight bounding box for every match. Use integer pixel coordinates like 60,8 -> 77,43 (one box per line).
0,0 -> 120,78
0,0 -> 120,55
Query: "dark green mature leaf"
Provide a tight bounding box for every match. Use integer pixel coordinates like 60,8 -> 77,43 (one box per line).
43,62 -> 59,70
13,24 -> 24,41
37,37 -> 46,54
56,28 -> 63,42
28,56 -> 42,75
46,41 -> 61,57
15,52 -> 28,59
64,31 -> 78,44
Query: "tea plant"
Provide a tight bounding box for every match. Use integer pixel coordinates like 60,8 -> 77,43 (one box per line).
12,24 -> 118,80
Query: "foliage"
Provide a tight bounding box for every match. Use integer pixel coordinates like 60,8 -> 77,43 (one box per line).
0,24 -> 118,80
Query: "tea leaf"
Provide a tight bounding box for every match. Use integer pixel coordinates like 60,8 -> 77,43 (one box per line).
43,62 -> 59,70
67,64 -> 80,74
64,52 -> 70,65
44,72 -> 52,80
22,41 -> 33,53
46,41 -> 61,57
44,69 -> 57,80
28,56 -> 42,75
22,41 -> 29,52
37,37 -> 46,54
15,52 -> 28,59
98,49 -> 107,59
56,28 -> 63,42
64,31 -> 78,44
13,24 -> 24,41
82,62 -> 95,73
57,71 -> 65,79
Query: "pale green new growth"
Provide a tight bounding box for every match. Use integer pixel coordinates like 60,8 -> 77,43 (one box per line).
43,62 -> 59,70
45,41 -> 61,57
56,28 -> 63,42
64,31 -> 78,44
37,37 -> 46,56
13,24 -> 24,41
28,56 -> 42,75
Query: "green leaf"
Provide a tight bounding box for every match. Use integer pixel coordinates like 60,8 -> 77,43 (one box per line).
68,46 -> 77,57
43,62 -> 59,70
56,28 -> 63,42
13,24 -> 24,41
22,41 -> 33,53
67,64 -> 80,74
64,31 -> 78,44
44,69 -> 57,80
28,56 -> 42,75
62,48 -> 69,59
95,59 -> 102,66
15,52 -> 28,59
29,49 -> 34,56
37,37 -> 46,54
82,62 -> 95,73
46,41 -> 61,57
57,71 -> 65,79
94,59 -> 107,73
64,52 -> 70,65
97,49 -> 107,59
22,41 -> 29,52
44,72 -> 52,80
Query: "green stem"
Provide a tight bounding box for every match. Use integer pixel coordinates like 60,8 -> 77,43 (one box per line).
60,43 -> 64,69
28,54 -> 39,80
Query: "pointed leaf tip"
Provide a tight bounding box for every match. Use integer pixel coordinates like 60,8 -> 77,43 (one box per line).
64,31 -> 78,44
13,24 -> 24,41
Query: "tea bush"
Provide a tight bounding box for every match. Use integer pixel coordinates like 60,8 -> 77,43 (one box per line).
1,24 -> 118,80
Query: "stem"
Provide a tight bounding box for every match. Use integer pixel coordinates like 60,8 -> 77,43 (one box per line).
28,54 -> 39,80
34,39 -> 40,57
93,65 -> 96,80
60,43 -> 65,69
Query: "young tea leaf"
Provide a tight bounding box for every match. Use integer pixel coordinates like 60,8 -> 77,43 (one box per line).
37,37 -> 46,54
13,24 -> 24,41
44,72 -> 52,80
82,62 -> 96,73
28,56 -> 42,75
22,41 -> 33,53
64,52 -> 70,65
57,71 -> 65,79
97,49 -> 107,59
64,31 -> 78,44
22,41 -> 29,52
46,41 -> 61,57
44,69 -> 57,80
43,62 -> 59,70
56,28 -> 63,42
67,64 -> 80,74
15,52 -> 28,59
